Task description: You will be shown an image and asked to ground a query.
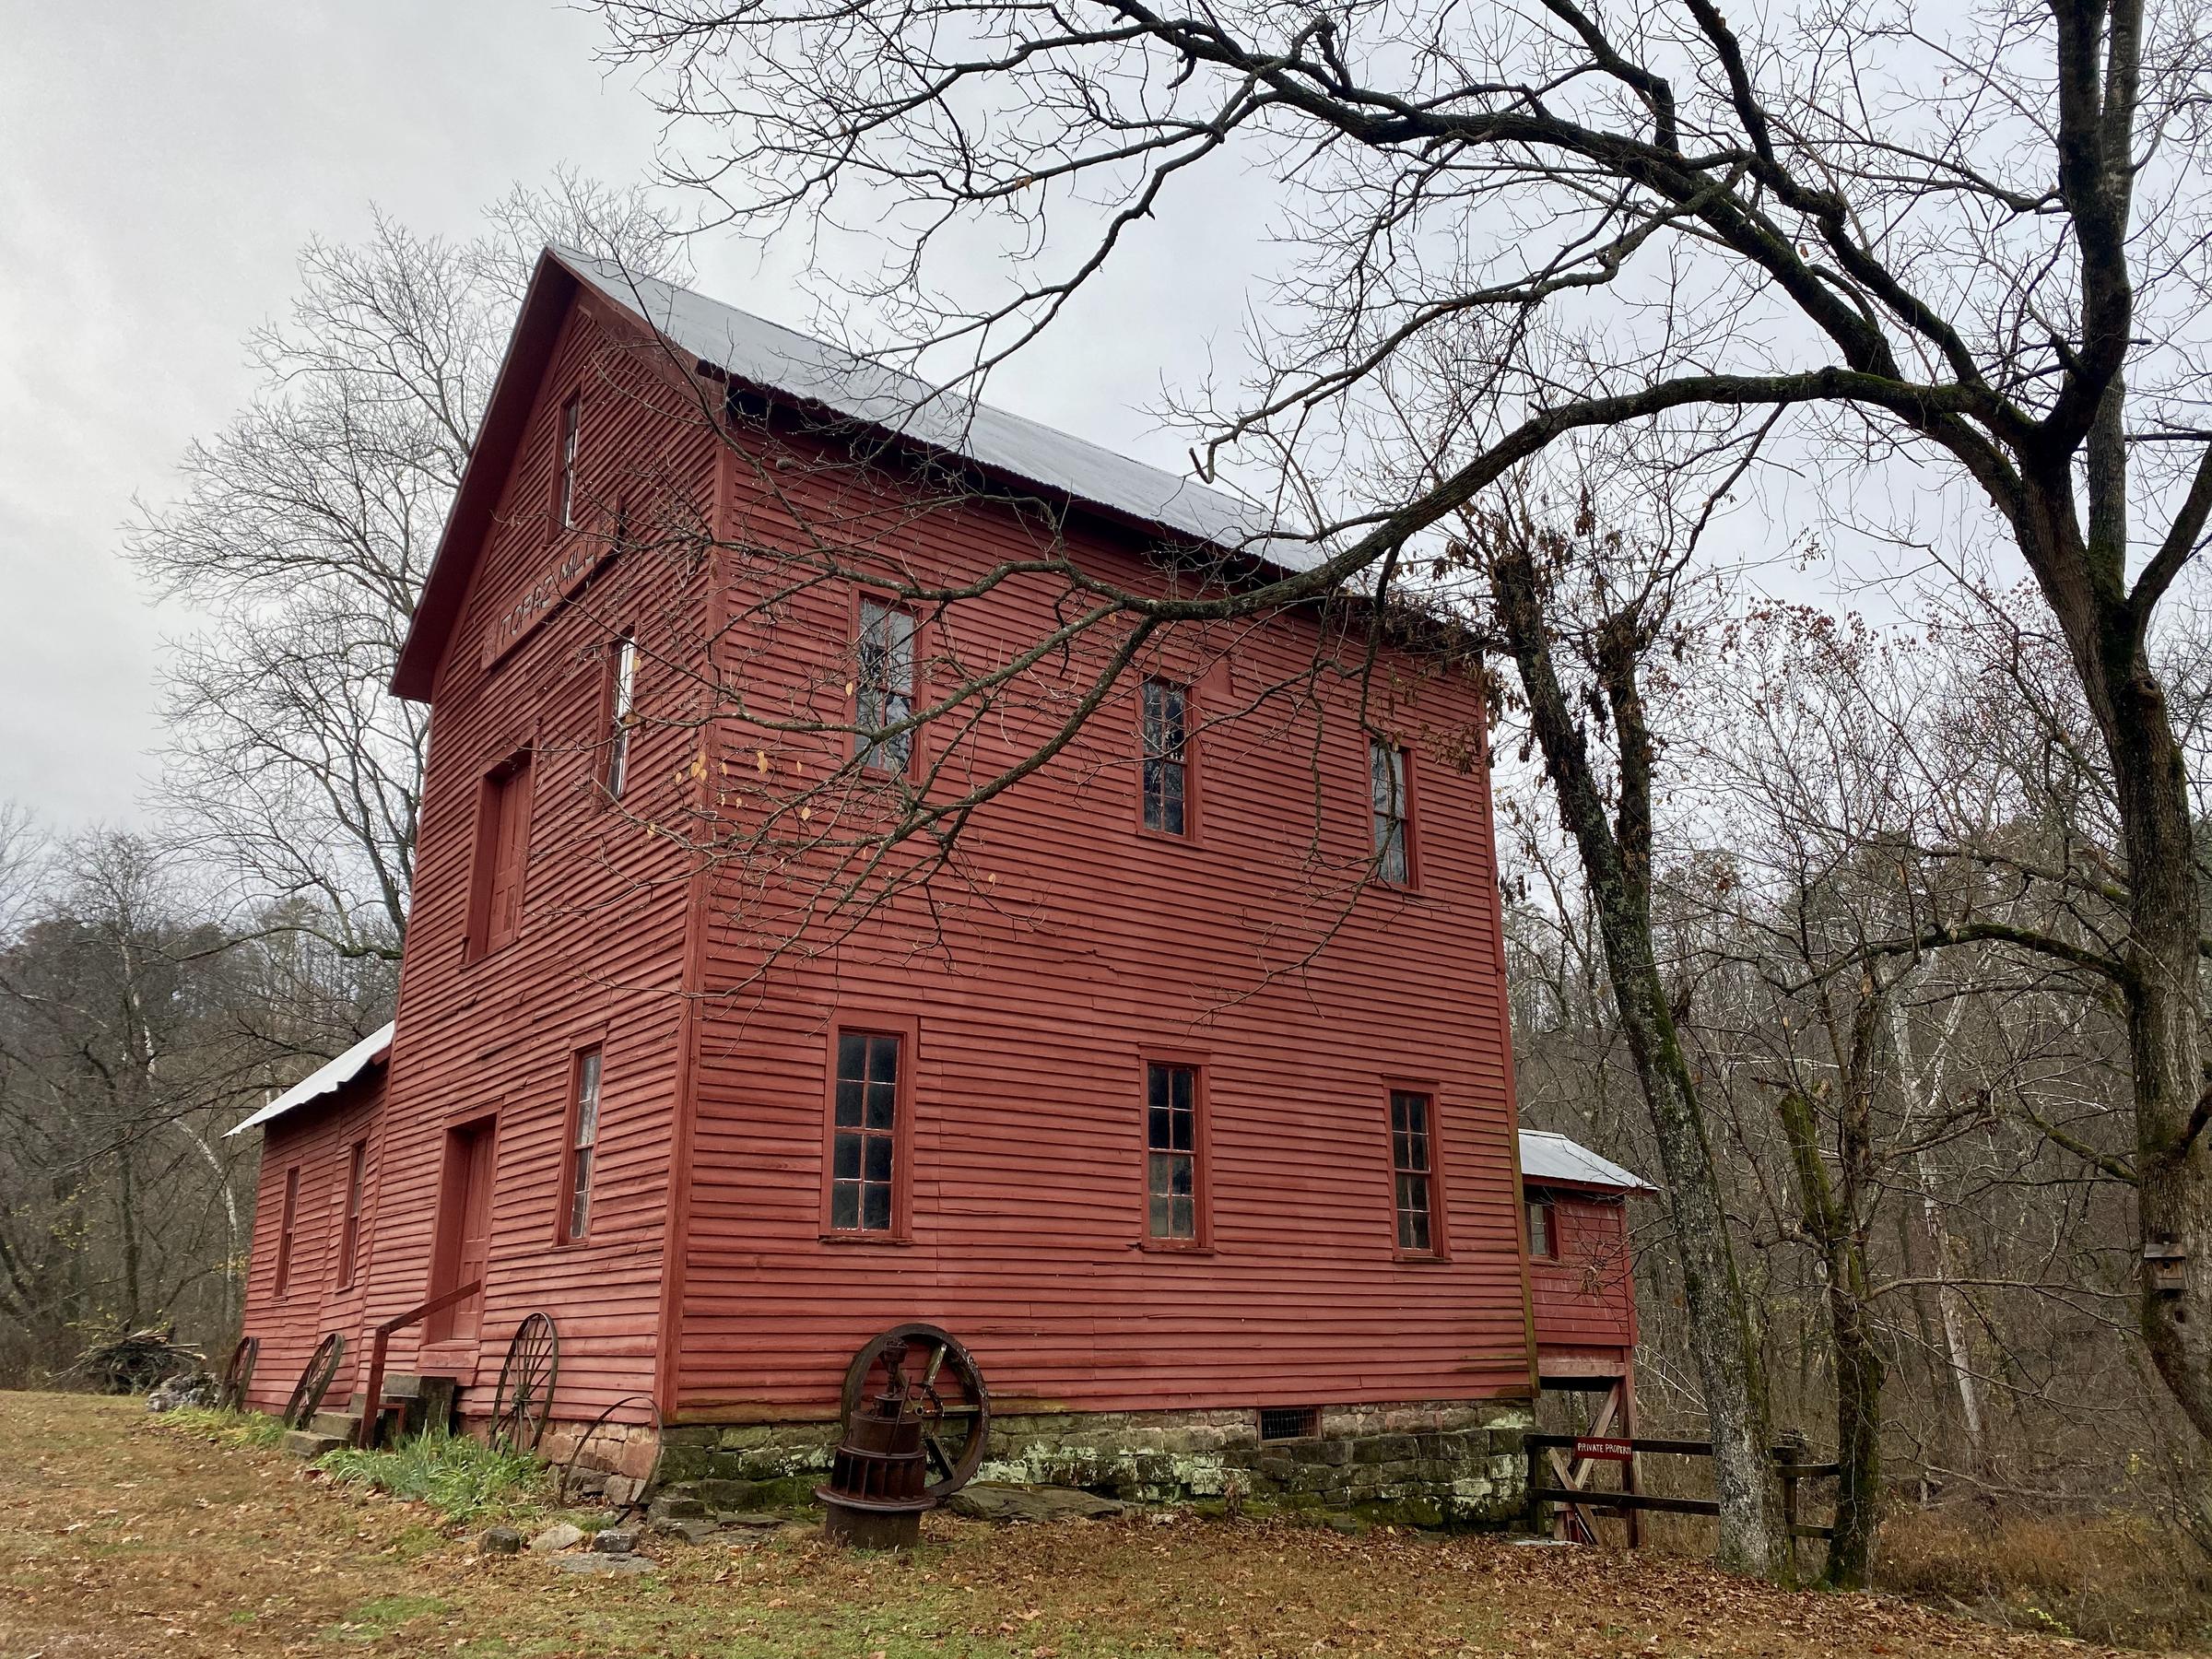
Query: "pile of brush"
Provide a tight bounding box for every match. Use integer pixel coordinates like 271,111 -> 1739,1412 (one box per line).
75,1324 -> 204,1394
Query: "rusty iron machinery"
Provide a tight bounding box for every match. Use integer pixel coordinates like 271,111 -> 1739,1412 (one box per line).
818,1334 -> 954,1547
837,1322 -> 991,1500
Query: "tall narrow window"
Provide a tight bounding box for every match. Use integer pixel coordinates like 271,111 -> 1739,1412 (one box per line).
274,1165 -> 300,1298
855,599 -> 916,773
1141,679 -> 1189,835
471,750 -> 533,959
335,1140 -> 367,1288
830,1030 -> 900,1231
1145,1062 -> 1199,1241
553,394 -> 582,533
1526,1194 -> 1557,1261
605,636 -> 638,797
1389,1090 -> 1438,1253
566,1050 -> 603,1241
1371,740 -> 1411,884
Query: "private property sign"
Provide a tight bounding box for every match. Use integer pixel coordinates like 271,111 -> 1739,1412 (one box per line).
1572,1436 -> 1636,1462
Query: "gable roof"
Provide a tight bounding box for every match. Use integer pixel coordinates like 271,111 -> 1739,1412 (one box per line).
225,1022 -> 394,1139
392,246 -> 1317,700
1518,1128 -> 1655,1194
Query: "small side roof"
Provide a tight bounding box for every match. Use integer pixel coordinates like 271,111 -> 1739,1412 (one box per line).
225,1022 -> 394,1139
1519,1128 -> 1655,1194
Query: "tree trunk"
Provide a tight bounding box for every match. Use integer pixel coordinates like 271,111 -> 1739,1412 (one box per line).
2022,480 -> 2212,1445
1776,986 -> 1885,1590
1491,543 -> 1786,1577
1888,988 -> 1986,1468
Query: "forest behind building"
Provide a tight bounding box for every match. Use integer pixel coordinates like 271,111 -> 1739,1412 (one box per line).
5,163 -> 2212,1641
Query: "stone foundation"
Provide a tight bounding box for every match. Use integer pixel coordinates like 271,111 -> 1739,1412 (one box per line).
654,1399 -> 1531,1527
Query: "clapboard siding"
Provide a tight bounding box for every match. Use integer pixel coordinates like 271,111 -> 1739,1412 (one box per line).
241,266 -> 1542,1433
241,1078 -> 381,1413
1528,1190 -> 1637,1355
672,413 -> 1535,1419
346,291 -> 714,1425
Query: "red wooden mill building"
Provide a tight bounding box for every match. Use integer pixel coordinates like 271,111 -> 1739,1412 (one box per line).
228,248 -> 1651,1521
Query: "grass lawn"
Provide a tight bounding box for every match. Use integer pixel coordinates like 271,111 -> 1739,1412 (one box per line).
0,1391 -> 2159,1658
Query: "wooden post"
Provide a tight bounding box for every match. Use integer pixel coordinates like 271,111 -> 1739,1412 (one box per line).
1619,1370 -> 1642,1549
1525,1434 -> 1546,1536
1774,1431 -> 1804,1583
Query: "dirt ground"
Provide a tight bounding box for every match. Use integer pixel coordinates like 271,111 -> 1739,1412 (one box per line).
0,1392 -> 2167,1659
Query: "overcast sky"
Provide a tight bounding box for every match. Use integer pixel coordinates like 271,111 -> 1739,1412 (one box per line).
0,0 -> 1276,833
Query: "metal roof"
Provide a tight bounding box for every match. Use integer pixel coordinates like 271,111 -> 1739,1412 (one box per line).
225,1022 -> 394,1139
1518,1128 -> 1655,1194
552,248 -> 1321,572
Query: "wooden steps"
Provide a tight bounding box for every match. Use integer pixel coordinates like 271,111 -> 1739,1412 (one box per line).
282,1372 -> 459,1456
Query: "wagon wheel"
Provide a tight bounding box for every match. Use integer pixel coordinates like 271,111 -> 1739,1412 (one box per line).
218,1335 -> 259,1412
490,1312 -> 559,1450
839,1323 -> 990,1500
283,1333 -> 345,1430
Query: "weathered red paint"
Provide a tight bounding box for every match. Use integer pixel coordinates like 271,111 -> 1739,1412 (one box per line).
238,253 -> 1562,1435
1527,1182 -> 1639,1375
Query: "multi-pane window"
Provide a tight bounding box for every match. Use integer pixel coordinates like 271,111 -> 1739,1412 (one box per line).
1389,1090 -> 1437,1253
274,1165 -> 300,1298
856,599 -> 917,773
567,1050 -> 603,1241
605,636 -> 638,796
1141,679 -> 1190,835
1526,1194 -> 1557,1261
831,1031 -> 900,1231
554,394 -> 582,532
1146,1062 -> 1199,1241
335,1140 -> 367,1288
1371,740 -> 1411,884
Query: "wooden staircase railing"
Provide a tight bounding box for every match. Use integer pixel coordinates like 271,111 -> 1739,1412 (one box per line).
354,1278 -> 483,1449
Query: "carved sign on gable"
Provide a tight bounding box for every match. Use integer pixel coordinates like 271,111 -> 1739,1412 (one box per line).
481,535 -> 614,672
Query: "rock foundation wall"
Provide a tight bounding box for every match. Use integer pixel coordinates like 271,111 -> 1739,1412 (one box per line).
654,1399 -> 1531,1527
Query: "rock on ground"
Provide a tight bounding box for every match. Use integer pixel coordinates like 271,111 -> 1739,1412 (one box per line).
947,1484 -> 1126,1524
145,1371 -> 218,1414
527,1522 -> 585,1554
557,1553 -> 653,1575
477,1526 -> 524,1555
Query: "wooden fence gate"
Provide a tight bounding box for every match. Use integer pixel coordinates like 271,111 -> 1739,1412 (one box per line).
1525,1430 -> 1836,1566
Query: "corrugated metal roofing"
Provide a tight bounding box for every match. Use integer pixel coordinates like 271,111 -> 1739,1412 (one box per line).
225,1022 -> 394,1139
1519,1128 -> 1655,1193
552,248 -> 1321,571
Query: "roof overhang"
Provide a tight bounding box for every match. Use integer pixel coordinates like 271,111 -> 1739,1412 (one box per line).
391,246 -> 1335,704
1518,1128 -> 1655,1194
392,251 -> 581,700
226,1022 -> 394,1139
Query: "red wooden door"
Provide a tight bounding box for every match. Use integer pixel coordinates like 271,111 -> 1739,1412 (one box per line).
429,1122 -> 496,1342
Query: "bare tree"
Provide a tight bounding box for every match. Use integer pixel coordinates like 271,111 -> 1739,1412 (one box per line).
590,0 -> 2212,1567
126,178 -> 688,961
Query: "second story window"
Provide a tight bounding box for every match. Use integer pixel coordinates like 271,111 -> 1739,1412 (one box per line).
1141,679 -> 1189,835
1145,1061 -> 1201,1243
335,1140 -> 367,1288
1371,739 -> 1411,885
553,394 -> 582,533
566,1050 -> 603,1241
830,1030 -> 901,1231
1389,1090 -> 1438,1253
605,636 -> 638,797
856,598 -> 915,774
470,749 -> 534,959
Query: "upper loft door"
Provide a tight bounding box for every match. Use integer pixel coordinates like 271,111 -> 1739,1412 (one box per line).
427,1117 -> 497,1344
